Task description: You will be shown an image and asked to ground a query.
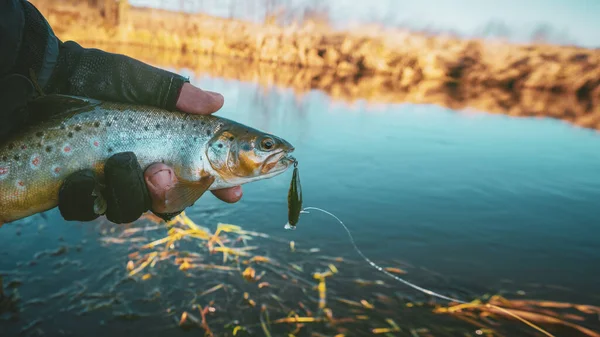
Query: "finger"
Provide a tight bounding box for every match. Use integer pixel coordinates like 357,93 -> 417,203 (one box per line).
144,163 -> 178,214
211,186 -> 243,204
58,169 -> 101,222
175,82 -> 224,115
103,152 -> 151,224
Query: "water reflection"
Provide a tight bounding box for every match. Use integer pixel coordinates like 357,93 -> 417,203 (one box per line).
99,44 -> 600,131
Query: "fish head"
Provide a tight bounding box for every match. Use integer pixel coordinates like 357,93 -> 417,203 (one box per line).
206,124 -> 295,184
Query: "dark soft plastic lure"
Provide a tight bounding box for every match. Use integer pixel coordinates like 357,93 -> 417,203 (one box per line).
284,161 -> 302,230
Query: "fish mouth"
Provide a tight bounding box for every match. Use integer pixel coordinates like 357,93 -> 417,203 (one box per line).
261,148 -> 295,175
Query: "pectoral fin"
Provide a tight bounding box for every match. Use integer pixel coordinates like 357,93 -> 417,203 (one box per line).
161,175 -> 216,214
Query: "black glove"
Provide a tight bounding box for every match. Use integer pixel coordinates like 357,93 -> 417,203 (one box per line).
58,152 -> 183,224
43,40 -> 187,111
2,0 -> 188,223
0,74 -> 36,142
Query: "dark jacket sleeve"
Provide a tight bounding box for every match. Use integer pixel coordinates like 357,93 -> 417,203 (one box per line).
5,0 -> 189,112
0,0 -> 25,77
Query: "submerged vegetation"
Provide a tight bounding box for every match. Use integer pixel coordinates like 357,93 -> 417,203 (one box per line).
3,213 -> 599,336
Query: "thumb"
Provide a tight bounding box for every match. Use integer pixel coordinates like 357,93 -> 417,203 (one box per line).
175,82 -> 224,115
144,163 -> 178,214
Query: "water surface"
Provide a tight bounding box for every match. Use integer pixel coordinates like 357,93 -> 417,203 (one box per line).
1,72 -> 599,336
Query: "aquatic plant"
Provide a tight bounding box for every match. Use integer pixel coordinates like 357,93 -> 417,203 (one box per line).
93,213 -> 600,336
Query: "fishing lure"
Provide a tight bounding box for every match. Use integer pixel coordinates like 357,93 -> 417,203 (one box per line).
284,159 -> 302,230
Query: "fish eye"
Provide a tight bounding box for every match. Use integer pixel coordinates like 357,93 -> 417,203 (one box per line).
260,138 -> 275,151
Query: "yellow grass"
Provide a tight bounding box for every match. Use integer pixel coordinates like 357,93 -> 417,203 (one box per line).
31,0 -> 600,98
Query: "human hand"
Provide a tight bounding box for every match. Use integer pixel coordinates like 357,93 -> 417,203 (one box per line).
144,83 -> 243,213
58,83 -> 243,224
2,1 -> 241,224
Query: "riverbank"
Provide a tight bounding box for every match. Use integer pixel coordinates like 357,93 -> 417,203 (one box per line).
31,0 -> 600,101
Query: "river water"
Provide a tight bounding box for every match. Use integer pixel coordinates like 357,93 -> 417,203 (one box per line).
1,70 -> 599,336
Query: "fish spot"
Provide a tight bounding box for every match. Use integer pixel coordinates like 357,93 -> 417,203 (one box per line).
128,118 -> 134,123
68,132 -> 74,138
16,180 -> 26,191
30,155 -> 41,168
36,131 -> 44,137
62,144 -> 72,155
200,121 -> 206,125
15,179 -> 25,191
155,124 -> 160,129
193,137 -> 198,142
0,167 -> 8,177
108,148 -> 113,153
51,165 -> 62,177
21,145 -> 27,150
74,126 -> 82,132
181,124 -> 185,130
106,122 -> 112,127
217,143 -> 223,148
45,146 -> 52,153
144,126 -> 149,131
13,155 -> 20,161
229,136 -> 234,141
206,130 -> 211,136
93,141 -> 99,147
1,156 -> 7,161
60,125 -> 66,130
8,143 -> 15,150
94,121 -> 101,127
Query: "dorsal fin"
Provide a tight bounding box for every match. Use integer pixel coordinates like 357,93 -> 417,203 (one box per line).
27,94 -> 102,122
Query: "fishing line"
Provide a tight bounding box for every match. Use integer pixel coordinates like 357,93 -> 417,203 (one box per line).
299,206 -> 557,337
301,206 -> 469,304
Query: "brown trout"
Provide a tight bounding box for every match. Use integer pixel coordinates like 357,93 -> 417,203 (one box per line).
0,95 -> 295,226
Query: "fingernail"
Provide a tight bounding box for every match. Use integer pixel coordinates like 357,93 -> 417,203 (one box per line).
234,187 -> 242,198
208,91 -> 224,105
148,169 -> 171,189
